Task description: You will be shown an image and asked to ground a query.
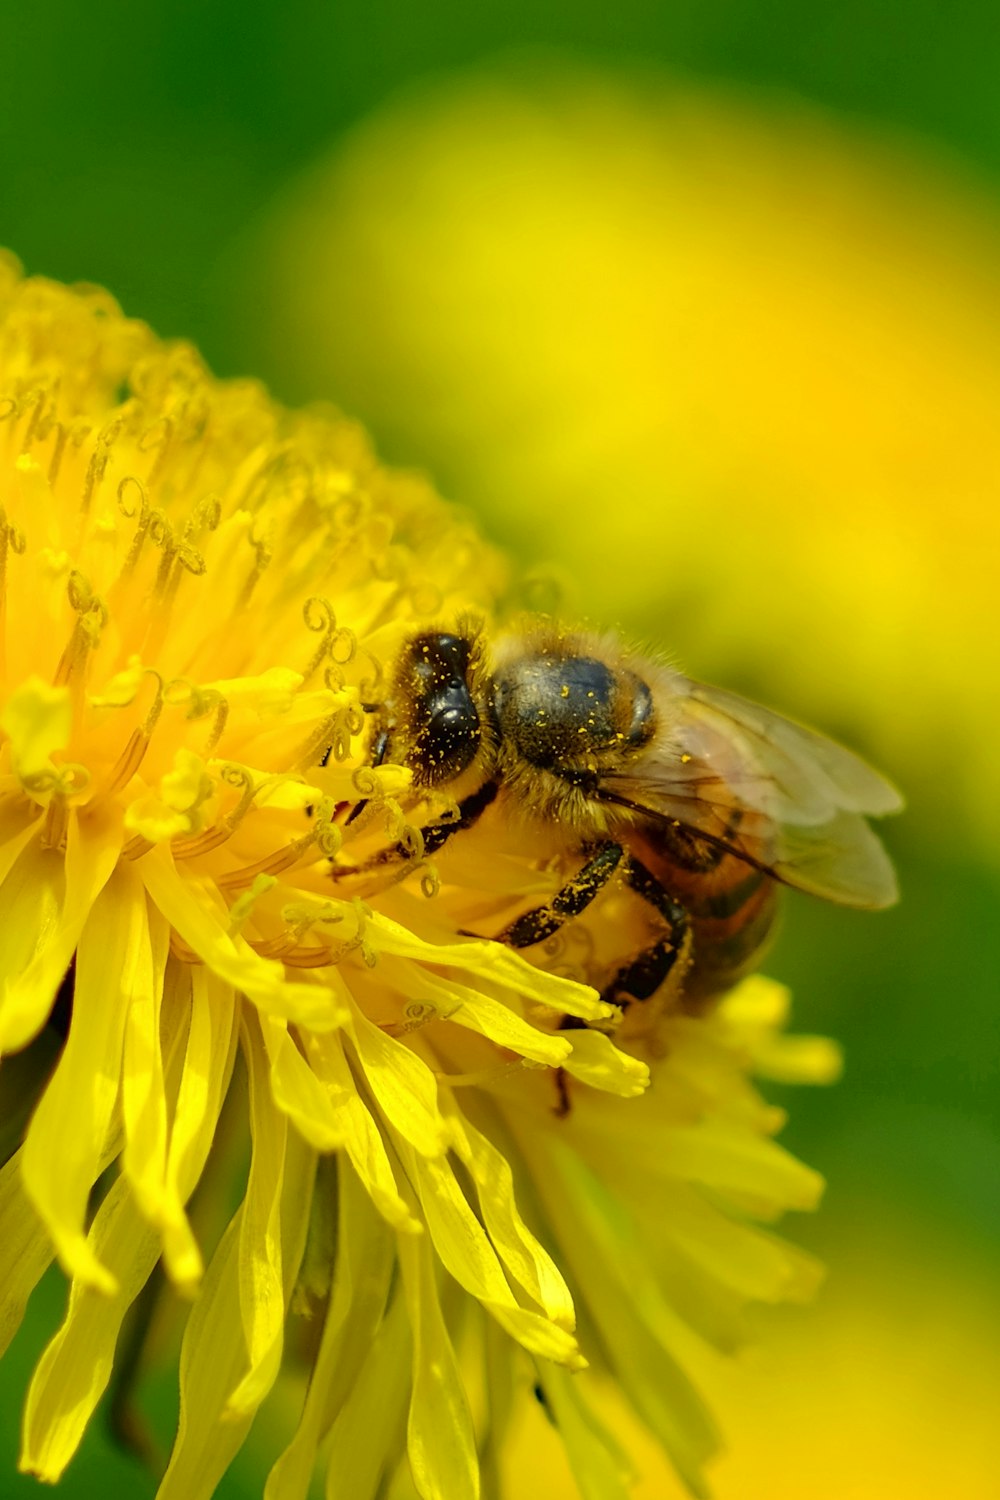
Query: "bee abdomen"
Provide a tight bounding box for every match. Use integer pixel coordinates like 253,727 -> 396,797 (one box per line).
687,874 -> 777,996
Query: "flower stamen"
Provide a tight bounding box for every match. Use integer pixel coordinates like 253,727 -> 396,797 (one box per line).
116,475 -> 153,582
302,596 -> 358,683
80,419 -> 120,516
99,673 -> 166,797
165,680 -> 229,759
216,831 -> 319,891
53,572 -> 107,700
0,505 -> 25,674
170,763 -> 255,858
235,520 -> 272,611
138,413 -> 174,491
292,696 -> 363,772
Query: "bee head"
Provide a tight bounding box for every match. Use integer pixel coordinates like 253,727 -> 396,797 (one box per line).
374,630 -> 483,786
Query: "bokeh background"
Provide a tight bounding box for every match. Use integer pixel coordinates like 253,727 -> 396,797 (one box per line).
3,4 -> 999,1497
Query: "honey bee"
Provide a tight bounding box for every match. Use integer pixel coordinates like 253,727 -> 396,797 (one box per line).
347,618 -> 900,1020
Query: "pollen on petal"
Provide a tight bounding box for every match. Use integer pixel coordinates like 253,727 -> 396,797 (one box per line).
0,678 -> 71,787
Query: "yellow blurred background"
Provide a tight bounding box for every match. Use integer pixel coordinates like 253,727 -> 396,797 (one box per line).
503,1227 -> 1000,1497
3,13 -> 999,1499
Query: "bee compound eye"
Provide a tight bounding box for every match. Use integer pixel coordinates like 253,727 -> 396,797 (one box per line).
429,702 -> 478,748
417,698 -> 481,781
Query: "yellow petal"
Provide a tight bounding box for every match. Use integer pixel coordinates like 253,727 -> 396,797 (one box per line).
653,1120 -> 826,1214
306,1031 -> 422,1233
157,1212 -> 250,1500
123,793 -> 193,844
265,1161 -> 395,1500
120,889 -> 171,1231
384,957 -> 571,1067
629,1176 -> 823,1309
561,1026 -> 649,1098
20,976 -> 229,1480
0,677 -> 71,783
348,999 -> 449,1157
22,1177 -> 160,1480
401,1142 -> 583,1367
0,803 -> 44,907
564,1082 -> 825,1216
225,1013 -> 291,1418
260,1013 -> 349,1150
322,1289 -> 412,1500
20,859 -> 149,1293
158,965 -> 239,1288
535,1365 -> 635,1500
448,1107 -> 576,1331
140,845 -> 345,1030
203,665 -> 305,712
518,1133 -> 718,1496
720,973 -> 791,1030
750,1031 -> 844,1086
159,1127 -> 315,1498
398,1226 -> 479,1500
0,1149 -> 52,1358
0,808 -> 120,1056
442,981 -> 572,1065
363,910 -> 610,1022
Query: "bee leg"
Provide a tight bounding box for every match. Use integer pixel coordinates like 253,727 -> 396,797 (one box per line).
496,841 -> 624,948
601,858 -> 691,1010
332,779 -> 499,878
419,779 -> 499,856
496,841 -> 624,1121
601,935 -> 681,1008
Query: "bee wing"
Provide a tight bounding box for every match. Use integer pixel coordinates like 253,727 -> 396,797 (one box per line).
602,677 -> 902,909
682,681 -> 903,820
764,806 -> 899,907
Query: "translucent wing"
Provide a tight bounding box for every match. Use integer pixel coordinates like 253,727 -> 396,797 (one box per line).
683,681 -> 903,819
602,675 -> 902,909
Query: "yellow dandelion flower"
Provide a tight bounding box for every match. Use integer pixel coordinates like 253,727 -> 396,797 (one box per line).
1,252 -> 848,1500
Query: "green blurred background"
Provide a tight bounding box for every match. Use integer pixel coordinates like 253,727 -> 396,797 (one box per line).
3,3 -> 999,1496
